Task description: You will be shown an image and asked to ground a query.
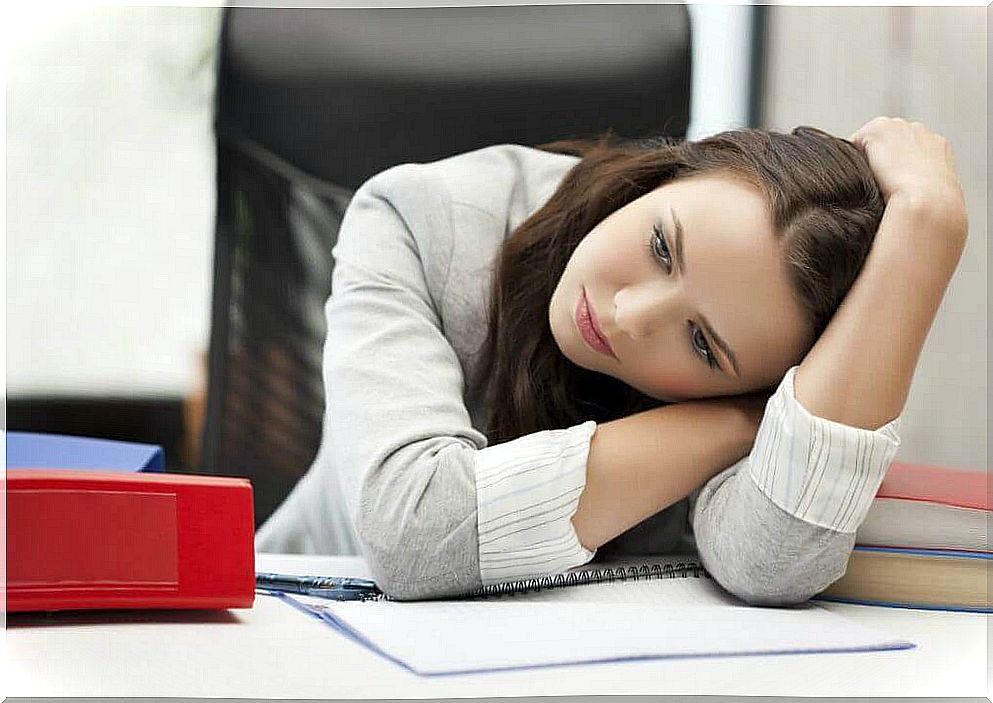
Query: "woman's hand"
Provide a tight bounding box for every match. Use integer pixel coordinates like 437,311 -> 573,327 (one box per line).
848,117 -> 968,250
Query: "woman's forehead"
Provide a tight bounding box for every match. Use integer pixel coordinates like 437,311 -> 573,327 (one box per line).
649,173 -> 769,214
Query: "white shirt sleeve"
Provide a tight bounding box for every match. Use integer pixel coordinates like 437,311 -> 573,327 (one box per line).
474,420 -> 598,586
747,364 -> 903,533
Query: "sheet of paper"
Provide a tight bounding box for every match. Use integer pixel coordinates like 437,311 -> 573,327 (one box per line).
283,558 -> 914,676
319,599 -> 914,675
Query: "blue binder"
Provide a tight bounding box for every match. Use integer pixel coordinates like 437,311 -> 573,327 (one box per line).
5,431 -> 165,472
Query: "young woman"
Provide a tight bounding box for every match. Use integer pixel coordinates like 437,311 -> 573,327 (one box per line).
256,117 -> 968,604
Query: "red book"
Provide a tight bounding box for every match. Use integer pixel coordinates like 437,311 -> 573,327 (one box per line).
875,460 -> 989,510
855,461 -> 989,553
7,469 -> 256,612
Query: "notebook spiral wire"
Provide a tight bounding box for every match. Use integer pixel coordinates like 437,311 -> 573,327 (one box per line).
474,560 -> 710,598
359,560 -> 711,602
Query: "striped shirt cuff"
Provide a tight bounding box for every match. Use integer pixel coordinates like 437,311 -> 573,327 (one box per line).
474,419 -> 598,586
748,365 -> 903,534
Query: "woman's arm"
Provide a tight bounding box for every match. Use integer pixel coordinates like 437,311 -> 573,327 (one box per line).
571,393 -> 765,550
793,118 -> 969,428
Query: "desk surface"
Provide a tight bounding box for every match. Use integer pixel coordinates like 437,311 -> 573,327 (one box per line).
7,553 -> 990,698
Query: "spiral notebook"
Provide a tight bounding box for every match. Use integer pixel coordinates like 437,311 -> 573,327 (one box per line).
271,554 -> 915,676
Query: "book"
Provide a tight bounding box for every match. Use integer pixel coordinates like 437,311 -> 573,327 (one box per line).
7,469 -> 256,612
264,555 -> 915,676
813,546 -> 991,613
854,461 -> 989,553
5,431 -> 165,472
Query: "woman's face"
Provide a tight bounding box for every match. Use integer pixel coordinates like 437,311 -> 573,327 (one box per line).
548,172 -> 815,402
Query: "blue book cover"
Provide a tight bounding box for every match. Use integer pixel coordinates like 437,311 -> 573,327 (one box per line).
5,431 -> 165,472
848,545 -> 990,560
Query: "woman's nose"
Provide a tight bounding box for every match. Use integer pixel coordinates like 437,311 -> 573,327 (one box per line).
613,283 -> 678,342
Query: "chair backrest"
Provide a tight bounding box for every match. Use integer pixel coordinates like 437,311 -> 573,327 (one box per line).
203,5 -> 693,526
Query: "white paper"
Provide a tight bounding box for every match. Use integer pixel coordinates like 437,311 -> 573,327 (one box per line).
284,558 -> 914,675
319,599 -> 913,675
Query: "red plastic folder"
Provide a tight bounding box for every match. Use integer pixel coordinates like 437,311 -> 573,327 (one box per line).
7,469 -> 256,612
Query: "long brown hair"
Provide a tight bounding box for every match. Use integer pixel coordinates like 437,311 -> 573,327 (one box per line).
470,127 -> 885,445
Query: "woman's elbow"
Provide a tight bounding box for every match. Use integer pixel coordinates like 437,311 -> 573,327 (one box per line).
353,506 -> 430,599
701,536 -> 853,607
355,509 -> 480,600
692,462 -> 856,607
723,571 -> 835,607
353,459 -> 482,601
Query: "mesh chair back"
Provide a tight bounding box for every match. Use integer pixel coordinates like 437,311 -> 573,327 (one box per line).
205,5 -> 692,526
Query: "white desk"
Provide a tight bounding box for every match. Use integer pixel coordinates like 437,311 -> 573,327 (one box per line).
7,553 -> 990,698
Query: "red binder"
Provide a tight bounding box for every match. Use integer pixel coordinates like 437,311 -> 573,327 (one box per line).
7,469 -> 256,612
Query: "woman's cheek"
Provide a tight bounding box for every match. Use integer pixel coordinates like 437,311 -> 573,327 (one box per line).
628,361 -> 698,402
657,375 -> 698,401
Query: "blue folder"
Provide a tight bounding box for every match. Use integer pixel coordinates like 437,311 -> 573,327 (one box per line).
5,431 -> 165,472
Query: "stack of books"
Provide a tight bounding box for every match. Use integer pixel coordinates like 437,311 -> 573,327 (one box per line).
814,461 -> 990,613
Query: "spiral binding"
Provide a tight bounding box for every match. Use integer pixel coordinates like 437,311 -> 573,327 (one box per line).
475,559 -> 710,599
361,559 -> 710,602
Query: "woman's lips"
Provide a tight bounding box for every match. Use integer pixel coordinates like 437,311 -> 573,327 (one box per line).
575,287 -> 617,359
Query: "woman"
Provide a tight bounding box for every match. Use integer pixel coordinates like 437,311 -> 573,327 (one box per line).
256,117 -> 968,604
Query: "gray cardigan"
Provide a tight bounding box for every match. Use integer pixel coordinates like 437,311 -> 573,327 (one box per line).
256,144 -> 903,603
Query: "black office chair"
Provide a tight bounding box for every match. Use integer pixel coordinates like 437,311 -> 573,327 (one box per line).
203,5 -> 693,526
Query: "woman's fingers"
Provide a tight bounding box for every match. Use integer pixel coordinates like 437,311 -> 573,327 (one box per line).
849,115 -> 898,145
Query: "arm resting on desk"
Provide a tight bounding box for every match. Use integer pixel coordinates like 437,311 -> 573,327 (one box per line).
690,366 -> 901,605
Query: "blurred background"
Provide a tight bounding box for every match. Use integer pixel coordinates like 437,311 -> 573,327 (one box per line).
5,2 -> 987,522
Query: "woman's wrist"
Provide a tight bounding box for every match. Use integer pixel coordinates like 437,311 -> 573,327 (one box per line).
872,189 -> 968,289
889,182 -> 965,214
698,393 -> 766,455
885,187 -> 969,250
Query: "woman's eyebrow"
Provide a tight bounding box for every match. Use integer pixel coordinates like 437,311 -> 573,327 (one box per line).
669,205 -> 742,379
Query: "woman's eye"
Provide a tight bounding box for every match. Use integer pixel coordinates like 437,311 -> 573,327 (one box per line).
690,323 -> 719,370
650,224 -> 672,270
653,224 -> 718,371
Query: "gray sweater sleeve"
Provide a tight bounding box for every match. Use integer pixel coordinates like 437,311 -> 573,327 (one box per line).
689,365 -> 903,606
320,159 -> 594,600
322,162 -> 484,599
